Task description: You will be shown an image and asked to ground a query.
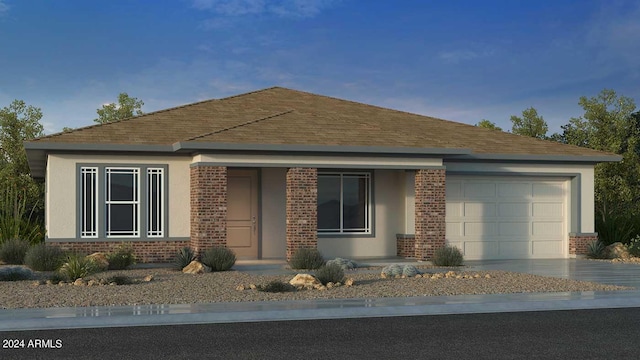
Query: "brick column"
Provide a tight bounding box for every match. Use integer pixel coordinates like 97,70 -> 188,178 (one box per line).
190,165 -> 227,255
286,167 -> 318,260
414,168 -> 446,260
569,233 -> 598,256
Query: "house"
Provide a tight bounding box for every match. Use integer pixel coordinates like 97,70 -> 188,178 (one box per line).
25,87 -> 620,262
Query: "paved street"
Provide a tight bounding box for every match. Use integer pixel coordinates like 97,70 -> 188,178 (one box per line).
2,307 -> 638,360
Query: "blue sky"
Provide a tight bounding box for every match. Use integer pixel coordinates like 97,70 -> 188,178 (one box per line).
1,0 -> 639,135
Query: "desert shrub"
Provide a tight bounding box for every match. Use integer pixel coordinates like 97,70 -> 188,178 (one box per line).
47,272 -> 66,284
24,243 -> 66,271
201,247 -> 236,271
628,236 -> 640,257
289,248 -> 325,270
596,207 -> 635,246
326,257 -> 357,270
586,240 -> 609,259
174,247 -> 196,270
314,263 -> 345,285
59,253 -> 100,281
259,280 -> 294,293
381,264 -> 403,277
0,239 -> 30,264
106,243 -> 136,270
432,245 -> 464,267
402,264 -> 419,277
105,275 -> 134,285
0,266 -> 33,281
0,186 -> 45,246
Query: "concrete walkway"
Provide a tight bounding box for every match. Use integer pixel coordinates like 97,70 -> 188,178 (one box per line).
2,259 -> 640,332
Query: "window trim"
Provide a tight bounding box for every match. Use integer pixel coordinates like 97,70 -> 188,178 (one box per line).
317,170 -> 373,236
80,167 -> 99,238
77,164 -> 169,240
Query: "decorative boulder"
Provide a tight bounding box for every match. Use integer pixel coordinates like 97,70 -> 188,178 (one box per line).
289,273 -> 322,288
605,242 -> 630,259
182,260 -> 211,274
86,252 -> 109,271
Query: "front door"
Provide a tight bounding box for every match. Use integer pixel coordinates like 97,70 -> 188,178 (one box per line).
227,169 -> 259,259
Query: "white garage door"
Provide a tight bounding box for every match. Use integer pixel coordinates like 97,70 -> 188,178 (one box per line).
445,176 -> 567,260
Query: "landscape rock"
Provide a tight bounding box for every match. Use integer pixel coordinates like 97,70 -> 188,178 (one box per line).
87,280 -> 98,286
344,278 -> 354,287
249,284 -> 257,290
605,242 -> 630,259
86,252 -> 110,271
182,260 -> 211,274
326,282 -> 334,289
235,284 -> 245,291
143,275 -> 154,282
289,274 -> 322,288
73,278 -> 86,286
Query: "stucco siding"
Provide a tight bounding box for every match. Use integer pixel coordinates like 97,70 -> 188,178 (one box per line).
260,167 -> 287,258
317,170 -> 404,258
46,154 -> 191,239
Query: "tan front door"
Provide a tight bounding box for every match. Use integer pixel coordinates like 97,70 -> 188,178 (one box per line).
227,169 -> 259,259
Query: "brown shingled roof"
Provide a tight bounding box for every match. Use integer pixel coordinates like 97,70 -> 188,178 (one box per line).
30,86 -> 612,157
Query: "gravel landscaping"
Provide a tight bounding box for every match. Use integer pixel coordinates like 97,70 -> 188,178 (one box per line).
0,266 -> 631,309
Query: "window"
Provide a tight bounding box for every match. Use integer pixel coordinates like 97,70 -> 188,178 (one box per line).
105,168 -> 139,237
318,172 -> 371,234
80,167 -> 98,238
79,165 -> 166,239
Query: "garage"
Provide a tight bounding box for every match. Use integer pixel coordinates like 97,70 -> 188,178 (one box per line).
445,176 -> 568,260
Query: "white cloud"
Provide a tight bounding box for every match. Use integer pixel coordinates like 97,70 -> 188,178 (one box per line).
192,0 -> 337,19
0,1 -> 9,15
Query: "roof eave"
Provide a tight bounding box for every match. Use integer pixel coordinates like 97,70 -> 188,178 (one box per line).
449,153 -> 623,163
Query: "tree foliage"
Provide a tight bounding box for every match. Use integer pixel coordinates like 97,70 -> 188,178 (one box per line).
510,107 -> 548,139
552,89 -> 639,214
94,93 -> 144,124
476,119 -> 502,131
0,100 -> 45,243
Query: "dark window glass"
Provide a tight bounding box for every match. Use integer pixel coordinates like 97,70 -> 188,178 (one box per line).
318,176 -> 341,230
109,173 -> 135,201
343,177 -> 367,230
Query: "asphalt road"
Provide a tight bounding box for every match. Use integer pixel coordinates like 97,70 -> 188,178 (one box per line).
1,307 -> 639,359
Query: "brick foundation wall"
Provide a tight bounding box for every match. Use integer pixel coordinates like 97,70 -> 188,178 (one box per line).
190,165 -> 227,255
49,240 -> 190,263
569,233 -> 598,255
396,234 -> 416,258
414,168 -> 446,260
286,167 -> 318,260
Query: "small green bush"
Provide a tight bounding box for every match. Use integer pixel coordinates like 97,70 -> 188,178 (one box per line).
106,243 -> 136,270
289,248 -> 325,270
105,275 -> 134,285
586,240 -> 609,259
174,247 -> 196,270
0,239 -> 30,264
24,243 -> 66,271
402,264 -> 419,277
596,208 -> 635,246
0,266 -> 33,281
314,263 -> 345,285
381,264 -> 403,277
628,236 -> 640,257
259,280 -> 294,293
59,253 -> 100,281
200,247 -> 236,271
47,272 -> 66,284
432,245 -> 464,266
326,257 -> 357,270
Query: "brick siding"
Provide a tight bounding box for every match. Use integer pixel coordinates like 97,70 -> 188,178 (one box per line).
414,168 -> 446,260
190,165 -> 227,255
569,233 -> 598,256
396,234 -> 416,258
49,240 -> 190,263
286,167 -> 318,260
